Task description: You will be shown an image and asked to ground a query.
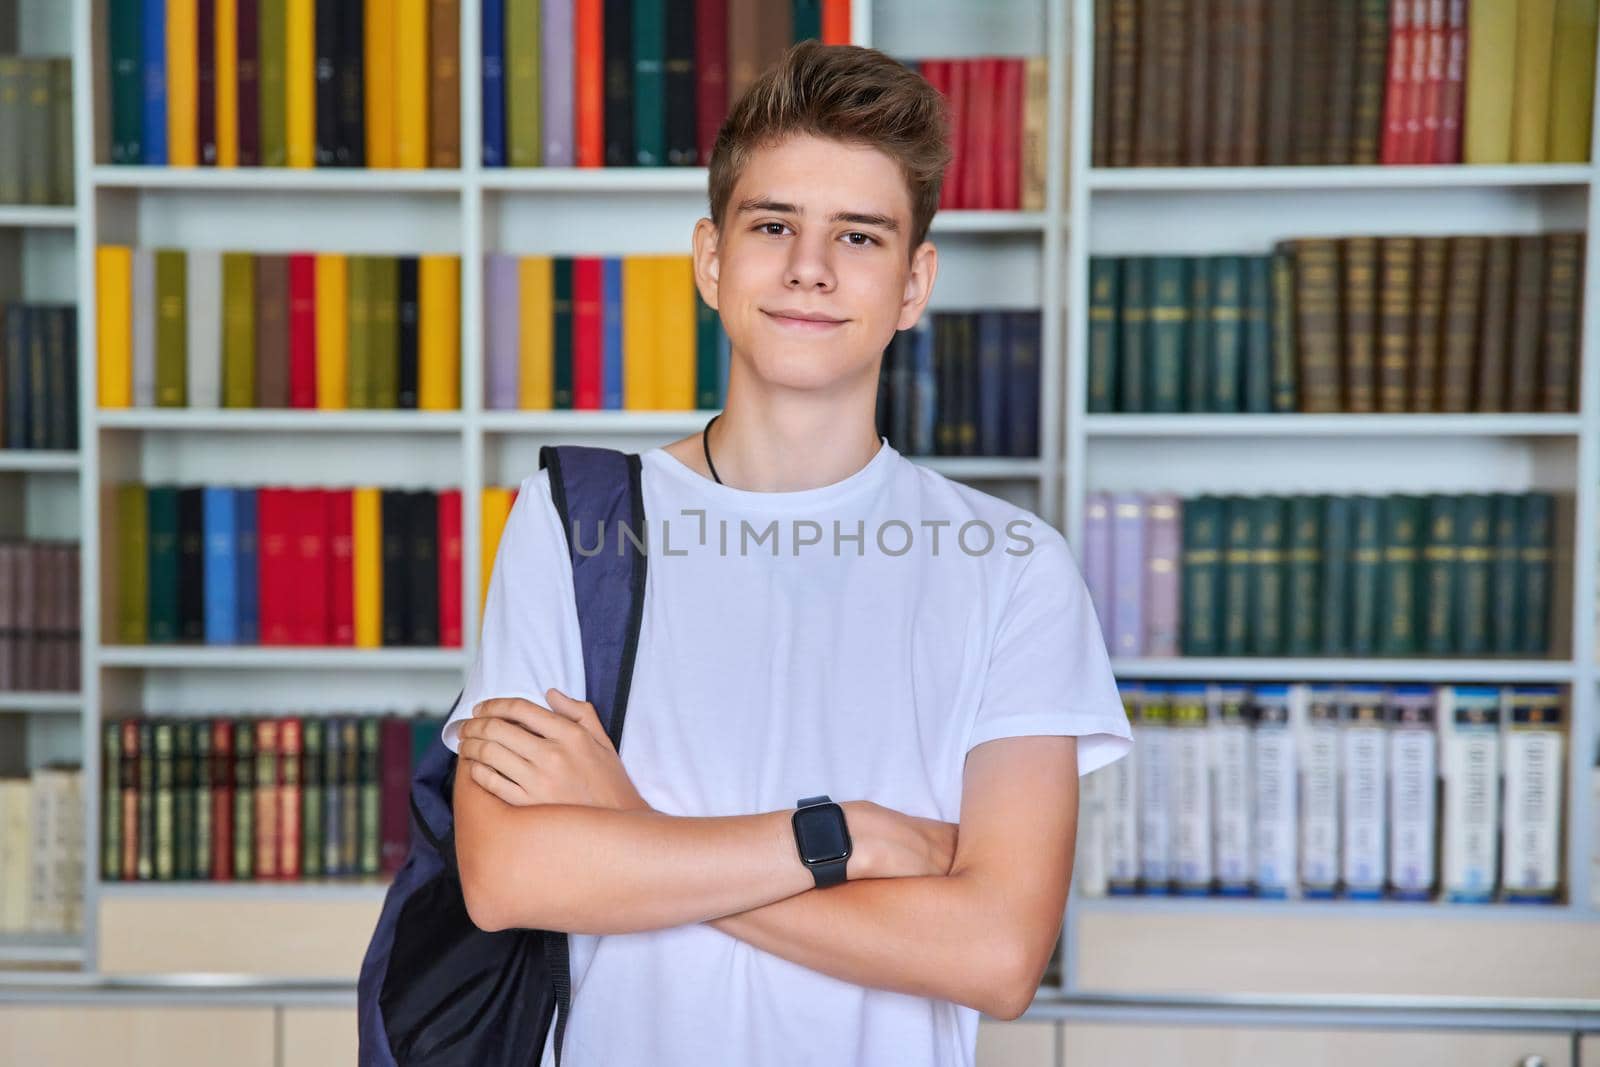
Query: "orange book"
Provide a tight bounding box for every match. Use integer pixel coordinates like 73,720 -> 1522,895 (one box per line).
285,0 -> 316,167
822,0 -> 852,44
216,0 -> 239,165
394,0 -> 431,168
278,718 -> 303,880
167,0 -> 199,165
418,255 -> 461,410
315,254 -> 349,408
365,0 -> 396,167
517,256 -> 554,409
97,246 -> 134,408
576,0 -> 605,166
254,719 -> 280,880
354,487 -> 383,647
479,487 -> 514,614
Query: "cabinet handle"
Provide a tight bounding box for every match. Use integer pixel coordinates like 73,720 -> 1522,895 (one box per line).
1519,1056 -> 1546,1067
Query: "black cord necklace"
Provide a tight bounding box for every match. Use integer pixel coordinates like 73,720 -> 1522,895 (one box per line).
702,413 -> 724,485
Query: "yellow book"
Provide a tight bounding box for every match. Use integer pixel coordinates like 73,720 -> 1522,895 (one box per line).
1547,0 -> 1599,162
96,246 -> 134,408
1511,0 -> 1558,162
1464,0 -> 1518,164
315,254 -> 349,409
366,0 -> 396,167
479,487 -> 514,617
418,255 -> 461,409
285,0 -> 315,167
353,487 -> 383,647
622,256 -> 657,409
517,256 -> 554,409
216,0 -> 238,166
166,0 -> 199,166
393,0 -> 430,168
656,257 -> 696,411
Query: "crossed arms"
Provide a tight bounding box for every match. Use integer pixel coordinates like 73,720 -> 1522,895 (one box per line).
452,691 -> 1080,1022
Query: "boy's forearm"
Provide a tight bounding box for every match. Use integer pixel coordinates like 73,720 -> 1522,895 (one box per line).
705,873 -> 1036,1021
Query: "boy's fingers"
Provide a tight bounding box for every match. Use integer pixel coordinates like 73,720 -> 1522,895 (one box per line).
475,697 -> 581,744
466,759 -> 531,806
547,689 -> 611,744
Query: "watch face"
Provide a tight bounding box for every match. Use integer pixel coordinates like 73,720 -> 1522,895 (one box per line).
794,804 -> 851,864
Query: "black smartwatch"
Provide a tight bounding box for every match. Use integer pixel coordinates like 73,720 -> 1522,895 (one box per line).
792,795 -> 852,888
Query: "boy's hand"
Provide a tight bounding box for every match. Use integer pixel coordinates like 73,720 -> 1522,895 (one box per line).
458,690 -> 653,813
845,801 -> 959,880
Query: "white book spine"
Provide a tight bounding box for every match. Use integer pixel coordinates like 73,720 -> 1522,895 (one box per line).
1441,685 -> 1502,902
1104,752 -> 1140,891
1135,689 -> 1173,889
1298,687 -> 1340,895
186,248 -> 223,408
1502,689 -> 1565,900
1210,688 -> 1252,893
1075,767 -> 1109,897
1252,686 -> 1297,897
1340,690 -> 1388,898
1387,688 -> 1437,898
132,247 -> 157,408
1171,687 -> 1212,892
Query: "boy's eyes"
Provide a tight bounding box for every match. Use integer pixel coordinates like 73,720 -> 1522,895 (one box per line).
755,222 -> 878,247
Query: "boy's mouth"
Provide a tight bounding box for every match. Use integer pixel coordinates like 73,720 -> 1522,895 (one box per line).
764,309 -> 847,331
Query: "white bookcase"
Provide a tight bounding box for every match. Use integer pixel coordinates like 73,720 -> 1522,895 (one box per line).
2,0 -> 1596,1009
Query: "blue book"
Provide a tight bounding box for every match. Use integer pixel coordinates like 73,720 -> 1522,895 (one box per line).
1006,311 -> 1041,457
481,0 -> 506,166
203,487 -> 240,644
975,312 -> 1006,457
141,0 -> 167,165
910,318 -> 935,456
237,488 -> 259,644
602,257 -> 623,408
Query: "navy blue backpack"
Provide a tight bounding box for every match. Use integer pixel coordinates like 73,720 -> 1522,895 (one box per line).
357,445 -> 649,1067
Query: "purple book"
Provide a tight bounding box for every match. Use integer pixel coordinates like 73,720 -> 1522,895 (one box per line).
1110,492 -> 1146,658
541,0 -> 575,166
1144,493 -> 1182,657
1084,492 -> 1113,639
485,254 -> 519,409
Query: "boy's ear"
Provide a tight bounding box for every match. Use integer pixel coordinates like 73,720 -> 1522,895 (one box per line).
692,217 -> 721,311
897,239 -> 938,331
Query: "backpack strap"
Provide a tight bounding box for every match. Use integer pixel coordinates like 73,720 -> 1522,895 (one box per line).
537,444 -> 649,1067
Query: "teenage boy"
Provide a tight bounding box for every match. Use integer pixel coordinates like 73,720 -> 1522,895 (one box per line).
443,39 -> 1132,1067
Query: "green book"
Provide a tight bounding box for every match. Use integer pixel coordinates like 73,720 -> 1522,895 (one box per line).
1181,495 -> 1224,655
155,250 -> 188,407
360,717 -> 382,876
1377,495 -> 1422,656
347,256 -> 373,408
632,0 -> 667,165
1146,257 -> 1188,413
195,722 -> 213,880
1285,495 -> 1323,655
1455,494 -> 1494,656
1519,493 -> 1553,654
109,2 -> 143,163
695,289 -> 720,409
1221,496 -> 1254,656
137,720 -> 155,880
234,720 -> 255,881
146,486 -> 180,644
1250,496 -> 1287,655
258,0 -> 287,166
0,59 -> 21,202
174,720 -> 195,880
118,484 -> 150,644
1118,258 -> 1149,412
1319,496 -> 1352,655
1421,495 -> 1459,656
222,253 -> 257,407
1242,256 -> 1274,412
341,718 -> 360,875
1269,242 -> 1298,412
506,0 -> 542,166
302,716 -> 324,880
371,257 -> 399,409
154,720 -> 175,881
553,257 -> 574,409
1348,496 -> 1382,656
324,718 -> 344,876
1490,493 -> 1522,654
1208,256 -> 1245,413
1183,255 -> 1211,412
793,0 -> 823,39
102,721 -> 122,880
1088,257 -> 1120,413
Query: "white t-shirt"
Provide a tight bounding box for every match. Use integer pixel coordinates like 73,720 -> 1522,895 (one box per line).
442,436 -> 1132,1067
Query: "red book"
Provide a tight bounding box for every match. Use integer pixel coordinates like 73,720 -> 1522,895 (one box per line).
822,0 -> 852,44
1403,0 -> 1431,164
1437,0 -> 1466,164
254,719 -> 280,880
576,0 -> 605,167
211,719 -> 234,880
327,489 -> 355,645
379,717 -> 413,875
961,60 -> 989,209
257,488 -> 293,645
974,59 -> 1004,210
924,61 -> 960,210
1381,0 -> 1411,163
995,59 -> 1024,211
288,253 -> 317,407
437,489 -> 463,648
278,718 -> 302,880
1420,0 -> 1446,162
293,488 -> 329,646
694,0 -> 729,166
573,259 -> 604,409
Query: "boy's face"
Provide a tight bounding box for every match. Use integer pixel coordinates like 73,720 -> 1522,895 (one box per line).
692,133 -> 937,397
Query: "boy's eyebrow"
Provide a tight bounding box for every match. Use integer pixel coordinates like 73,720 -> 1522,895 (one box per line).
735,196 -> 901,233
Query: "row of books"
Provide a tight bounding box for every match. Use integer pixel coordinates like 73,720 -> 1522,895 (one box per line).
107,0 -> 460,168
483,0 -> 851,168
1084,491 -> 1557,660
0,55 -> 73,204
484,254 -> 724,412
95,247 -> 462,411
0,764 -> 83,934
872,311 -> 1041,459
1088,234 -> 1585,416
1,303 -> 79,451
1091,0 -> 1597,168
920,57 -> 1047,212
109,484 -> 465,649
99,713 -> 446,881
0,541 -> 80,694
1077,683 -> 1566,903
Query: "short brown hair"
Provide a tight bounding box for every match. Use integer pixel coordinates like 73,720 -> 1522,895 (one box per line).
707,40 -> 952,256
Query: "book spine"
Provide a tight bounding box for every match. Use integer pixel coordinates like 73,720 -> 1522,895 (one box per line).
1298,689 -> 1340,895
1501,688 -> 1564,900
1339,690 -> 1388,898
1170,687 -> 1212,894
1441,686 -> 1500,901
1210,689 -> 1253,894
1386,687 -> 1437,899
1251,687 -> 1297,897
1133,688 -> 1173,890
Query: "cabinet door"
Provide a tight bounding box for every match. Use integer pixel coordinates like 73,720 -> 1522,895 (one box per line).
1063,1023 -> 1571,1067
282,1008 -> 361,1066
0,1007 -> 276,1067
978,1020 -> 1057,1067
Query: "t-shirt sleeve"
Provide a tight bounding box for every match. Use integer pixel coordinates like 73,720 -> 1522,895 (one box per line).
441,470 -> 588,753
964,528 -> 1132,777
